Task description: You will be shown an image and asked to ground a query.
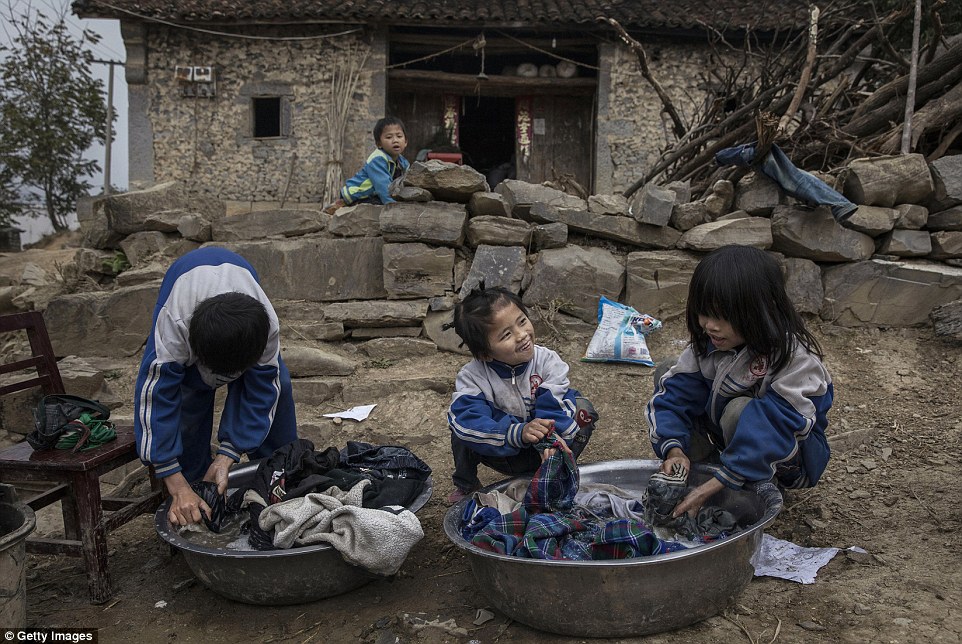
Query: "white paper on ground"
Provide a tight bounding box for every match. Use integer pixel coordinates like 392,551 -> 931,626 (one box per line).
322,404 -> 377,421
751,533 -> 867,584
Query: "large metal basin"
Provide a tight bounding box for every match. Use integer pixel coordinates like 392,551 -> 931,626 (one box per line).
443,459 -> 781,638
156,461 -> 433,605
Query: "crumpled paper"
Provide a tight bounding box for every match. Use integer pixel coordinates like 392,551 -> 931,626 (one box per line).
751,533 -> 867,584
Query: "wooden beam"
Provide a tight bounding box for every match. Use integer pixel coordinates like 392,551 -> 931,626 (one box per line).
388,69 -> 596,97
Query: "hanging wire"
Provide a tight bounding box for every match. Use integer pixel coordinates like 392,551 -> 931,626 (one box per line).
494,29 -> 601,71
386,36 -> 479,69
97,1 -> 362,41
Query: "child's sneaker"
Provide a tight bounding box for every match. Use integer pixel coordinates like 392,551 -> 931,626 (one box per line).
446,486 -> 479,504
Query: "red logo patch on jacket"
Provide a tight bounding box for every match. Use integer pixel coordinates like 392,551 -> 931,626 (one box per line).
529,374 -> 543,397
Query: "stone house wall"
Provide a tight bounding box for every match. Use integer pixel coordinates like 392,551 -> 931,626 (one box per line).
134,25 -> 383,202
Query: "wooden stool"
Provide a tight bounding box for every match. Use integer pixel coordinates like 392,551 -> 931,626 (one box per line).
0,311 -> 162,603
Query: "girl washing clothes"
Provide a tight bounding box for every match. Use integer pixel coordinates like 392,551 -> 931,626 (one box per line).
646,245 -> 834,517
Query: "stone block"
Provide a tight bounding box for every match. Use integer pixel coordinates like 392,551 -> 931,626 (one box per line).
929,231 -> 962,260
927,154 -> 962,212
926,205 -> 962,231
403,160 -> 489,202
844,205 -> 899,237
530,203 -> 680,249
523,246 -> 625,322
323,299 -> 428,328
223,238 -> 386,301
380,202 -> 467,247
877,230 -> 932,257
466,216 -> 532,247
782,256 -> 823,315
329,203 -> 381,237
771,205 -> 874,262
670,201 -> 710,232
588,193 -> 628,216
894,204 -> 928,230
843,154 -> 933,207
734,172 -> 782,216
625,250 -> 701,321
45,283 -> 159,358
629,183 -> 674,226
382,243 -> 454,299
532,223 -> 568,250
358,338 -> 438,361
211,209 -> 328,241
282,345 -> 356,376
496,179 -> 586,217
467,192 -> 509,217
459,245 -> 526,297
821,259 -> 962,326
678,217 -> 772,251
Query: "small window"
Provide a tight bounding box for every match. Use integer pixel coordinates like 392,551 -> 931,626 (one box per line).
252,97 -> 282,138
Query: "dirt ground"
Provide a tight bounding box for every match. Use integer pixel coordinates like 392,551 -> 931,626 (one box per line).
4,244 -> 961,643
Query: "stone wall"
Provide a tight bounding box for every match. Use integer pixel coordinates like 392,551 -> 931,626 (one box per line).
136,24 -> 381,202
18,153 -> 962,368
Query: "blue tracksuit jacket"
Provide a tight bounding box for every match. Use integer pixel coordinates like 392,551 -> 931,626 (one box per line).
134,247 -> 282,479
447,345 -> 584,456
340,148 -> 410,205
646,342 -> 833,489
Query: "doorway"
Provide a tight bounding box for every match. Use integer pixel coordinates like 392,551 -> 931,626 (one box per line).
457,96 -> 516,189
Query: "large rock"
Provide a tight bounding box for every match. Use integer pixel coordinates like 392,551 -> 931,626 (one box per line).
532,223 -> 567,250
894,204 -> 928,230
704,180 -> 735,219
782,256 -> 823,315
927,154 -> 962,212
282,345 -> 356,376
530,203 -> 681,249
423,309 -> 470,355
358,337 -> 438,361
380,202 -> 467,247
329,204 -> 381,237
177,214 -> 212,242
467,192 -> 509,217
843,205 -> 899,237
382,243 -> 454,299
466,216 -> 532,247
771,205 -> 874,262
496,179 -> 587,217
877,230 -> 932,257
291,379 -> 343,406
821,259 -> 962,326
119,231 -> 199,266
211,209 -> 328,241
625,250 -> 701,320
105,182 -> 224,234
403,160 -> 489,202
929,231 -> 962,260
670,201 -> 710,232
323,299 -> 428,327
843,154 -> 933,207
223,238 -> 386,301
44,283 -> 158,358
628,183 -> 674,226
523,246 -> 624,322
678,217 -> 772,251
459,245 -> 526,297
589,193 -> 628,216
272,300 -> 346,342
734,172 -> 783,216
926,205 -> 962,231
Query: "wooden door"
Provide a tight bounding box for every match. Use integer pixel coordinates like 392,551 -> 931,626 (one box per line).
516,95 -> 593,191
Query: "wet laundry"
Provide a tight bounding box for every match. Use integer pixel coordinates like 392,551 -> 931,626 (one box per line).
642,463 -> 737,541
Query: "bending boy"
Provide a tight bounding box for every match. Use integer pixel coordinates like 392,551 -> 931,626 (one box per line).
135,247 -> 297,526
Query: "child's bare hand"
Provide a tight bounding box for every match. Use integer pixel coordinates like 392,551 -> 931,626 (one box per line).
672,478 -> 725,517
522,418 -> 555,445
540,439 -> 572,462
662,447 -> 690,477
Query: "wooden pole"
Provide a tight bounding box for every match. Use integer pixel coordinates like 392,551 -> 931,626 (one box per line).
94,59 -> 122,196
901,0 -> 923,154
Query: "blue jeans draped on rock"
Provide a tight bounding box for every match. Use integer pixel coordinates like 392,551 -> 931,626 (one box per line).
715,142 -> 857,222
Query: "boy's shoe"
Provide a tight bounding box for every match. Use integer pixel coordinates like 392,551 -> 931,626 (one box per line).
446,486 -> 480,504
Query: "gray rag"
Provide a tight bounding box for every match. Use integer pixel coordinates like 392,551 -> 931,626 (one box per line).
258,479 -> 424,575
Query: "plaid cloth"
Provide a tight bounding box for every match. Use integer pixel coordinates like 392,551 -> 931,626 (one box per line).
469,446 -> 686,560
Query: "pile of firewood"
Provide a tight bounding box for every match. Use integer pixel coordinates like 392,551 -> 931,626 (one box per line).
603,0 -> 962,198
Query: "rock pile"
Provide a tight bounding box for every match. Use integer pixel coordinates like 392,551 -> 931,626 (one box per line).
1,153 -> 961,427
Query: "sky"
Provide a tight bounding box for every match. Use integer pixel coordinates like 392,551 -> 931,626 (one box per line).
2,0 -> 129,192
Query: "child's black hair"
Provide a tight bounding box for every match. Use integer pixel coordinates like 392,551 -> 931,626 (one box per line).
188,292 -> 270,376
373,116 -> 406,144
452,283 -> 529,360
686,245 -> 822,374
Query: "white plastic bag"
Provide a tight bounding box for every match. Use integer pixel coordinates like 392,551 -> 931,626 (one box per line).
583,296 -> 662,366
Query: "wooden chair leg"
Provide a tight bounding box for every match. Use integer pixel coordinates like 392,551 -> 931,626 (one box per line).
70,472 -> 112,604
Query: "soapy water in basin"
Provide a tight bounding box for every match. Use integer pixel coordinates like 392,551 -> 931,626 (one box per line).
176,512 -> 257,551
